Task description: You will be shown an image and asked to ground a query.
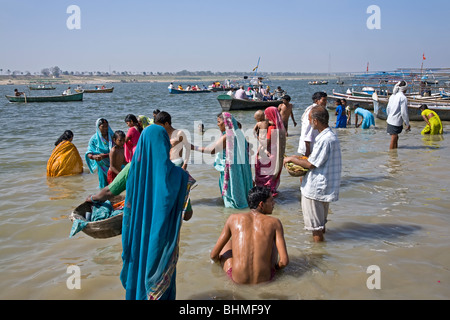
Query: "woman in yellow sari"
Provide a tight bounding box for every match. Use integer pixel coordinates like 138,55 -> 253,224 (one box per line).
47,130 -> 83,177
420,104 -> 443,135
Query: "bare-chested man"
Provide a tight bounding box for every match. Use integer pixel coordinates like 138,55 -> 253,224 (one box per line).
210,186 -> 289,284
278,95 -> 297,136
155,111 -> 190,170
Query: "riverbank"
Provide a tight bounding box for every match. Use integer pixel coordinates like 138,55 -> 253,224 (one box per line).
0,74 -> 341,86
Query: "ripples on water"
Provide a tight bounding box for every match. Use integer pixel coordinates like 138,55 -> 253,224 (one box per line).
0,81 -> 449,300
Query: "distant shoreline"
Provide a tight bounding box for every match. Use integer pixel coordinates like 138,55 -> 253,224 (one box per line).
0,74 -> 340,86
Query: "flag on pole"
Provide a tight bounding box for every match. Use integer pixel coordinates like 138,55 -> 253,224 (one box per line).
423,53 -> 426,60
366,62 -> 369,72
253,57 -> 260,73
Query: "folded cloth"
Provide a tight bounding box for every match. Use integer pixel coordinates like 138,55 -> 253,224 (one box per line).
69,200 -> 123,237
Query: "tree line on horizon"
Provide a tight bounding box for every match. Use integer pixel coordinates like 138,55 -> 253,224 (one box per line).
0,66 -> 350,78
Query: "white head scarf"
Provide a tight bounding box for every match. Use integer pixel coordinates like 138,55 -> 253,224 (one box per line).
393,81 -> 408,94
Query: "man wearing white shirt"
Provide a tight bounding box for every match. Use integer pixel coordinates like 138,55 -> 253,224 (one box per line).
386,81 -> 411,149
298,92 -> 327,156
284,106 -> 342,242
234,85 -> 248,100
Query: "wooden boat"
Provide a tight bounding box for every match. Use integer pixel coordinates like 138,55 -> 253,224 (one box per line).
28,85 -> 56,90
69,196 -> 124,239
373,98 -> 450,121
168,88 -> 210,94
5,92 -> 83,103
217,94 -> 283,111
75,87 -> 114,93
327,91 -> 376,110
209,87 -> 234,92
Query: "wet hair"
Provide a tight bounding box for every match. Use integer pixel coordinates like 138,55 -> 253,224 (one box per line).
311,106 -> 329,125
312,91 -> 327,102
282,95 -> 291,101
155,111 -> 172,125
55,130 -> 74,146
113,130 -> 126,140
247,186 -> 272,209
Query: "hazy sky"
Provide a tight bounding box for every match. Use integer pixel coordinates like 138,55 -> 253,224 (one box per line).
1,0 -> 449,74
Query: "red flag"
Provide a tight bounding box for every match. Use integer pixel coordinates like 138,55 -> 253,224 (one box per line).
366,62 -> 369,72
423,53 -> 426,60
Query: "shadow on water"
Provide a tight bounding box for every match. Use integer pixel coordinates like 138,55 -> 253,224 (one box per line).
326,222 -> 421,241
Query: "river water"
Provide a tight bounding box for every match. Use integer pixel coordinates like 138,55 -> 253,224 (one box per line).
0,80 -> 449,300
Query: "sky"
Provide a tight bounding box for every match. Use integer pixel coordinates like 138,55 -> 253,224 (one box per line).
0,0 -> 449,74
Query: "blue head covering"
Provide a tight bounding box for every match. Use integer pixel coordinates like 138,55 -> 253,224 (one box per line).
120,124 -> 189,300
85,118 -> 114,188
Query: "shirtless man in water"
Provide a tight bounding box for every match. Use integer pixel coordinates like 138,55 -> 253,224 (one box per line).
210,186 -> 289,284
278,95 -> 297,136
155,111 -> 190,170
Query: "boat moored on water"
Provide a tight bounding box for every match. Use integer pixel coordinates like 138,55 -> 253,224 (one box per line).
373,96 -> 450,121
5,92 -> 84,103
168,88 -> 210,94
75,87 -> 114,93
217,94 -> 282,111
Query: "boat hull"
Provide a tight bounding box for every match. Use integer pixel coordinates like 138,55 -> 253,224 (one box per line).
75,87 -> 114,93
374,100 -> 450,121
327,93 -> 375,110
169,88 -> 210,94
217,94 -> 282,111
5,92 -> 83,102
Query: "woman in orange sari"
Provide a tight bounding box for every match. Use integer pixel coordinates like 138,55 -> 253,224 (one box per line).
47,130 -> 83,177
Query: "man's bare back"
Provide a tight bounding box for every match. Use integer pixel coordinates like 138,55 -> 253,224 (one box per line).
210,187 -> 289,284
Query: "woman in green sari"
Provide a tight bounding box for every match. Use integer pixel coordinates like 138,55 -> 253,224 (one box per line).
190,112 -> 253,209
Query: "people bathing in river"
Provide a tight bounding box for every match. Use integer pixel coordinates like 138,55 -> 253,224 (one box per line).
210,186 -> 289,284
334,99 -> 347,128
354,105 -> 375,129
190,112 -> 253,209
420,104 -> 443,135
386,81 -> 411,150
124,114 -> 143,163
278,95 -> 297,136
285,106 -> 342,242
47,130 -> 83,177
298,92 -> 327,157
254,107 -> 286,197
85,118 -> 114,189
107,130 -> 127,184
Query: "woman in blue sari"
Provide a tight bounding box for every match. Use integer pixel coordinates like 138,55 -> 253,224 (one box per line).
120,124 -> 191,300
85,118 -> 114,189
190,112 -> 253,209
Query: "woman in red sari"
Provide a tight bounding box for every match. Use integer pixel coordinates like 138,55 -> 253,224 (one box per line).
124,114 -> 143,163
254,107 -> 286,196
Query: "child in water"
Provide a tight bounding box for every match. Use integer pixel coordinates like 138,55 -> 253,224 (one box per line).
107,130 -> 127,184
253,110 -> 269,139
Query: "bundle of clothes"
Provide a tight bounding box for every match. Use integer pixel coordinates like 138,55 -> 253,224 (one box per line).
69,200 -> 124,237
